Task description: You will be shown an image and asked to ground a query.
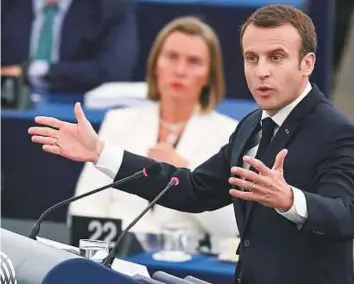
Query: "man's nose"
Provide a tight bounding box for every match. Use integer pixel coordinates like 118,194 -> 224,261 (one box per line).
255,59 -> 271,78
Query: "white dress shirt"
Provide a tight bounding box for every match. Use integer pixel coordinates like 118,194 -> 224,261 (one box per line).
94,82 -> 312,227
261,82 -> 312,227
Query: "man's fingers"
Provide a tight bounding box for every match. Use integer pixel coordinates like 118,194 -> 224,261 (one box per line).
229,177 -> 259,191
231,167 -> 263,184
272,149 -> 288,171
74,102 -> 88,125
243,156 -> 271,175
32,136 -> 56,145
229,189 -> 257,201
34,116 -> 62,129
28,126 -> 58,138
42,145 -> 61,155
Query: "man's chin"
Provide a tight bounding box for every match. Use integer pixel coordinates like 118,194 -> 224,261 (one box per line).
260,105 -> 282,116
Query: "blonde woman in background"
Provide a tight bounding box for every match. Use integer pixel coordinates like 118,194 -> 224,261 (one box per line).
67,16 -> 239,254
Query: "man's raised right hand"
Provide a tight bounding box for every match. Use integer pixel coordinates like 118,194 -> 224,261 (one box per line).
28,102 -> 104,163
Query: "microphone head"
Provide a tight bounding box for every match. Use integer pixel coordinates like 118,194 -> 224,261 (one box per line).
170,177 -> 180,186
142,163 -> 162,177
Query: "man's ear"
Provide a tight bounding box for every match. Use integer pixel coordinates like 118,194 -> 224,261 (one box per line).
301,52 -> 316,77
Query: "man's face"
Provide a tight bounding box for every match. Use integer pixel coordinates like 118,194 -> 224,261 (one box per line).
242,24 -> 315,116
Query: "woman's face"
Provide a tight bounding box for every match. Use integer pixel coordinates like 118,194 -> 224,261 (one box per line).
156,31 -> 210,106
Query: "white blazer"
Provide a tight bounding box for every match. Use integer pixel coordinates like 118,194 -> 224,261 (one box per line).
69,103 -> 239,252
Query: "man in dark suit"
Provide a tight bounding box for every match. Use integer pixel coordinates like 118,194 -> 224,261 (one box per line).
28,5 -> 354,284
1,0 -> 138,93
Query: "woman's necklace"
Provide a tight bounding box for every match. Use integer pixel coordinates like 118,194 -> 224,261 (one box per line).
160,119 -> 187,146
160,119 -> 187,132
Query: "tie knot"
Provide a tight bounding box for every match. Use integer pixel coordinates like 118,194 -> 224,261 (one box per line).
43,3 -> 58,13
261,117 -> 276,137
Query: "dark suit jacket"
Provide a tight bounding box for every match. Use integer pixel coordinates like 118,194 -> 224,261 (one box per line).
1,0 -> 138,93
114,85 -> 354,284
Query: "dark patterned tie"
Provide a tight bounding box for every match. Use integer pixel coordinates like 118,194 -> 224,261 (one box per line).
254,117 -> 277,163
246,118 -> 276,191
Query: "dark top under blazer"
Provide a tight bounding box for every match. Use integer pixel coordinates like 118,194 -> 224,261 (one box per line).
114,85 -> 354,284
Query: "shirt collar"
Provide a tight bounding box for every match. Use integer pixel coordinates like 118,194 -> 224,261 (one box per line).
33,0 -> 72,15
261,81 -> 312,127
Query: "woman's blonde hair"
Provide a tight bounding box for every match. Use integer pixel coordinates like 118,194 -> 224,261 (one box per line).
146,16 -> 225,113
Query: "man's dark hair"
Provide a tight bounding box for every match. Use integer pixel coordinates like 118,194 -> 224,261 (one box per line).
240,5 -> 317,59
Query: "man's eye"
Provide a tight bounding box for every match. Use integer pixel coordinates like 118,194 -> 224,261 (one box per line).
246,55 -> 257,62
272,55 -> 282,61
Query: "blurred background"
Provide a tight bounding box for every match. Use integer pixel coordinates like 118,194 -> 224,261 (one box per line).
1,0 -> 354,282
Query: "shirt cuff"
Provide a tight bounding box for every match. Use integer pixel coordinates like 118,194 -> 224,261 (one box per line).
28,60 -> 49,77
28,60 -> 50,89
94,142 -> 124,179
276,186 -> 308,227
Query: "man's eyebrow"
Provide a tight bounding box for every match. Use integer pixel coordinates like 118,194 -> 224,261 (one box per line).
267,48 -> 288,54
243,47 -> 288,55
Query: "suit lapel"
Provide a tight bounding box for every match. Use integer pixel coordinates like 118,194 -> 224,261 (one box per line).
230,110 -> 262,234
267,85 -> 324,163
176,111 -> 209,159
60,0 -> 98,60
243,84 -> 325,227
122,104 -> 159,156
230,111 -> 262,167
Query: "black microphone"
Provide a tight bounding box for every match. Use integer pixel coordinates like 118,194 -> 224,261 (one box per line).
28,163 -> 162,240
103,176 -> 180,267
